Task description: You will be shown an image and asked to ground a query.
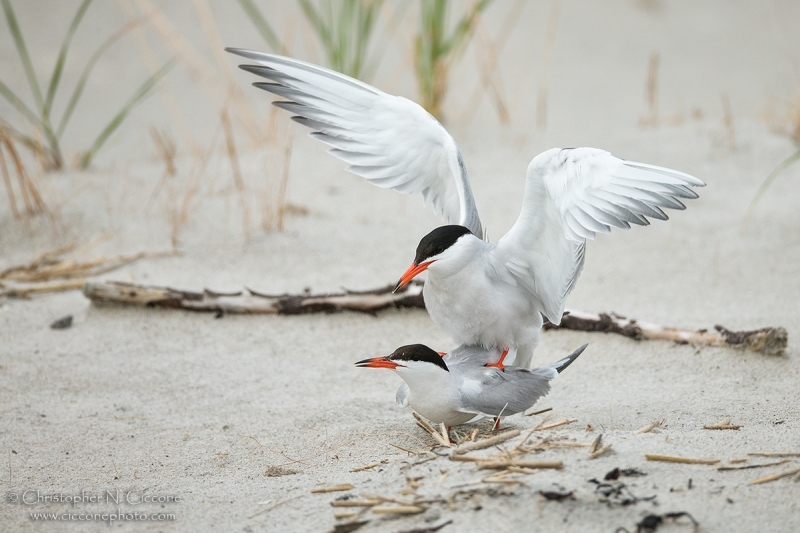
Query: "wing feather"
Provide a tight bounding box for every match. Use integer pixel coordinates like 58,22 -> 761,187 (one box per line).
228,48 -> 482,236
492,147 -> 704,323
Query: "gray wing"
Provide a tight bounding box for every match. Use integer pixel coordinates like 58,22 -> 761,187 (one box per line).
396,383 -> 409,408
227,48 -> 482,236
456,366 -> 557,417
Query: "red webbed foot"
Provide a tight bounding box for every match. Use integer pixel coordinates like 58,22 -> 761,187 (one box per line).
484,348 -> 509,371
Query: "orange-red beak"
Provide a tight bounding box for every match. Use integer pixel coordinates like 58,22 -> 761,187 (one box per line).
355,356 -> 404,369
392,261 -> 433,293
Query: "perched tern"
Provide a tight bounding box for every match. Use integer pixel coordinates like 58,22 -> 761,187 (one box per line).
356,343 -> 587,427
227,48 -> 705,368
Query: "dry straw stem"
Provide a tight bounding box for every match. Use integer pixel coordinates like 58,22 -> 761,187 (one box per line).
525,406 -> 553,417
413,412 -> 451,447
721,93 -> 736,151
634,420 -> 664,434
749,452 -> 800,458
718,459 -> 789,471
536,418 -> 577,431
749,466 -> 800,485
536,0 -> 562,129
640,51 -> 660,127
703,418 -> 741,430
312,483 -> 355,494
477,459 -> 563,470
330,499 -> 380,507
452,429 -> 520,455
371,505 -> 424,515
350,460 -> 388,473
0,279 -> 85,298
588,434 -> 611,459
645,454 -> 719,465
463,0 -> 524,125
0,129 -> 48,219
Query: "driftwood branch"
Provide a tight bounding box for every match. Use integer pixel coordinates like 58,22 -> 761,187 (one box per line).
545,309 -> 787,356
82,280 -> 425,316
81,280 -> 788,355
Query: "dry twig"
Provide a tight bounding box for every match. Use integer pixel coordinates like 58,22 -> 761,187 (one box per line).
749,466 -> 800,485
312,484 -> 355,494
703,418 -> 741,430
545,309 -> 787,355
718,459 -> 789,471
452,430 -> 520,455
645,454 -> 719,465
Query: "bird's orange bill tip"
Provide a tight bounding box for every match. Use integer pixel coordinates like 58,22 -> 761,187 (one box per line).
392,261 -> 434,293
354,356 -> 403,369
437,351 -> 447,357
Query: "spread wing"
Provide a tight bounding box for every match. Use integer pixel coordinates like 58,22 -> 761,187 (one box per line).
491,147 -> 704,324
226,48 -> 482,236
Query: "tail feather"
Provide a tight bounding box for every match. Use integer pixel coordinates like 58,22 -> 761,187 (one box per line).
550,344 -> 587,374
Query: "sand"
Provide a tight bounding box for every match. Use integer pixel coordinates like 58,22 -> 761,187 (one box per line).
1,1 -> 799,531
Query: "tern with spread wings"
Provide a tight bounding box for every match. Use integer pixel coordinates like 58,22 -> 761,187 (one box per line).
227,48 -> 705,368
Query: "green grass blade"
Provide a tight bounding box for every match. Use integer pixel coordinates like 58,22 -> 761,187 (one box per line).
1,0 -> 44,110
57,18 -> 145,139
745,148 -> 800,221
0,77 -> 44,128
443,0 -> 492,57
43,0 -> 93,122
237,0 -> 281,51
79,59 -> 174,169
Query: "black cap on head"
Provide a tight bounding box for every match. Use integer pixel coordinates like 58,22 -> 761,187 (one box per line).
389,344 -> 449,372
414,225 -> 472,265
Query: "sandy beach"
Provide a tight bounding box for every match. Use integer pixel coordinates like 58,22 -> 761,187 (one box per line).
1,1 -> 799,531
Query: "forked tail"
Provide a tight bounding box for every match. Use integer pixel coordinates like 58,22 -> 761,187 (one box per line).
550,344 -> 588,374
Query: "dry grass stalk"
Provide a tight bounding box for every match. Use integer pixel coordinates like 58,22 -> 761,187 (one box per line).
333,510 -> 359,519
749,452 -> 800,458
588,434 -> 612,459
477,459 -> 562,470
749,466 -> 800,485
0,279 -> 85,298
350,460 -> 388,473
449,454 -> 486,463
330,499 -> 380,507
525,406 -> 553,417
645,454 -> 719,465
721,93 -> 736,150
311,483 -> 355,493
150,127 -> 176,176
640,51 -> 659,127
221,106 -> 250,238
536,418 -> 577,431
718,459 -> 789,471
0,131 -> 48,219
452,429 -> 520,455
413,412 -> 451,447
1,250 -> 172,283
388,443 -> 423,456
703,418 -> 741,430
536,0 -> 562,129
371,505 -> 424,515
634,420 -> 664,434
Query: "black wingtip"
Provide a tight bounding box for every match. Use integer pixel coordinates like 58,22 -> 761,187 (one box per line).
553,343 -> 588,374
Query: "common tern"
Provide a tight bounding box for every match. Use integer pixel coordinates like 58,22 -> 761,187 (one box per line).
227,48 -> 705,368
355,343 -> 586,427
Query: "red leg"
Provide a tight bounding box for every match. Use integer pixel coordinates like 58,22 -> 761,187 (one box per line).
437,351 -> 447,357
485,348 -> 509,371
